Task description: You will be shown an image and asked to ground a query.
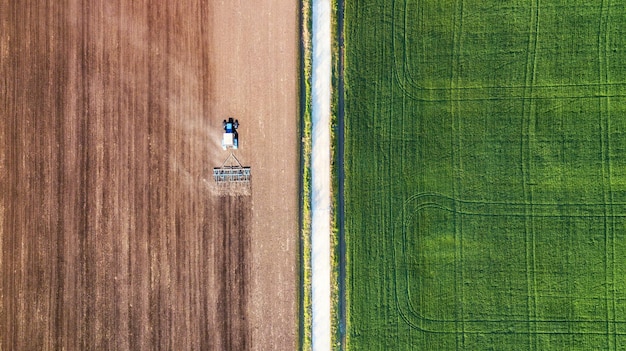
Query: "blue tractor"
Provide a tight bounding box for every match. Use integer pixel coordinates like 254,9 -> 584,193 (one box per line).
222,117 -> 239,150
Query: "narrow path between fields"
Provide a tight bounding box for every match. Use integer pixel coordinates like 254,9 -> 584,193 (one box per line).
310,0 -> 332,351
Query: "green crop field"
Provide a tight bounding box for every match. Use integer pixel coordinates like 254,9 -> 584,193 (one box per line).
344,1 -> 626,350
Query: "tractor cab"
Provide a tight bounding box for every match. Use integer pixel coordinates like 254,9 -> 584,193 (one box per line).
222,117 -> 239,150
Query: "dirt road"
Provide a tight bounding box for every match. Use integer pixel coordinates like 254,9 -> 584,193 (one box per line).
0,1 -> 298,350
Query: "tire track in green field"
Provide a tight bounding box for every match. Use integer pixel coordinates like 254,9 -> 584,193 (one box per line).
520,0 -> 540,348
449,0 -> 465,347
598,1 -> 616,349
390,1 -> 626,104
392,193 -> 626,335
383,0 -> 626,344
398,193 -> 626,218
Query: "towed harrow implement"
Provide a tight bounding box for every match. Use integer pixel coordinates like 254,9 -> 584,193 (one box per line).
213,153 -> 251,184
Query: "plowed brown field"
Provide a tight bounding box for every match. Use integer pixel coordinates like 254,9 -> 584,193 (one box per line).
0,1 -> 298,350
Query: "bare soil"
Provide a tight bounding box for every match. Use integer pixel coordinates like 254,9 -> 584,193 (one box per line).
0,0 -> 298,350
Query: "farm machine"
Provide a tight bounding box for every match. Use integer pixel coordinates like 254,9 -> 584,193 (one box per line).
221,117 -> 239,150
213,117 -> 251,184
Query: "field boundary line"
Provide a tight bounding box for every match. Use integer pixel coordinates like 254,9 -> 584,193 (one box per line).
336,0 -> 346,345
298,0 -> 313,350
